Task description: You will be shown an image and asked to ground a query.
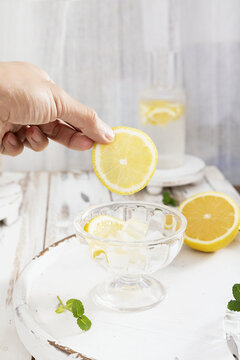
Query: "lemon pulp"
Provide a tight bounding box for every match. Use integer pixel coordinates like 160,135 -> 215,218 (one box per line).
179,191 -> 240,252
92,126 -> 158,195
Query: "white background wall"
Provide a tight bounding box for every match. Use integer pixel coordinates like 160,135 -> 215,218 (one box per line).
0,0 -> 239,183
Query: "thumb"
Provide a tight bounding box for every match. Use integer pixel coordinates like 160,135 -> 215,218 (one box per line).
50,83 -> 114,144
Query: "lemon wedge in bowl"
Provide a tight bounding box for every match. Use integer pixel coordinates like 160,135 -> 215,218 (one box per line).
84,215 -> 124,239
179,191 -> 240,252
92,126 -> 158,195
84,215 -> 124,260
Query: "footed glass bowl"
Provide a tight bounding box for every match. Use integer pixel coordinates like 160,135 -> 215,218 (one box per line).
74,201 -> 187,312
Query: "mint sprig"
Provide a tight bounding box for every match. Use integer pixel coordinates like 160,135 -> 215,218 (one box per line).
227,284 -> 240,311
56,296 -> 92,331
77,316 -> 92,331
162,190 -> 178,207
232,284 -> 240,301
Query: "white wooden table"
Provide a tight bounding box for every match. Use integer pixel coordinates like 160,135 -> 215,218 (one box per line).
0,167 -> 240,360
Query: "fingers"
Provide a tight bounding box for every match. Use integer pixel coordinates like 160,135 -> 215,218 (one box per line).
1,126 -> 49,156
24,126 -> 49,152
50,83 -> 114,144
2,132 -> 24,156
1,120 -> 93,156
39,120 -> 94,150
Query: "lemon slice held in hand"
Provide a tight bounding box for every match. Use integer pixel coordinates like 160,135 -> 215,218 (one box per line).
179,191 -> 240,252
92,126 -> 158,195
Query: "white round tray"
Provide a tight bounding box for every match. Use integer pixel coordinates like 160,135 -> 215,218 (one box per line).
147,155 -> 205,194
13,235 -> 232,360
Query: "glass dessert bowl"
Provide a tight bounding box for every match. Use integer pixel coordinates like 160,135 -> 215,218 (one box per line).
74,201 -> 187,312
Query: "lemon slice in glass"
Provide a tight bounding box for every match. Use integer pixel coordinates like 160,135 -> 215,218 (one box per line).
84,215 -> 124,260
139,100 -> 184,126
84,215 -> 124,238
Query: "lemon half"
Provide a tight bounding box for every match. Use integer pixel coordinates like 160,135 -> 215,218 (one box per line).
179,191 -> 240,252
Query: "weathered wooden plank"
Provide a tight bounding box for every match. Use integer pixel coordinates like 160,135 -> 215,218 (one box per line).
111,166 -> 240,210
205,166 -> 240,205
167,166 -> 216,204
110,188 -> 163,203
111,168 -> 212,205
0,172 -> 49,360
44,171 -> 111,248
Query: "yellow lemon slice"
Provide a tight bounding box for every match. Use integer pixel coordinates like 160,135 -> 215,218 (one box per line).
84,215 -> 124,238
179,191 -> 240,252
139,100 -> 184,126
92,126 -> 158,195
84,215 -> 124,260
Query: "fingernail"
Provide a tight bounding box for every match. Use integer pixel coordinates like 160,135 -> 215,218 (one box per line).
104,127 -> 114,141
8,133 -> 18,146
31,128 -> 42,142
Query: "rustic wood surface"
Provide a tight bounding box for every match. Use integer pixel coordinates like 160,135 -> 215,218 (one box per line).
0,167 -> 239,359
235,186 -> 240,194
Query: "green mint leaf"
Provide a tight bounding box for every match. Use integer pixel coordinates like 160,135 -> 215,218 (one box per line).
56,297 -> 91,332
233,284 -> 240,300
162,191 -> 178,207
77,315 -> 92,331
72,299 -> 84,318
65,298 -> 75,311
228,300 -> 240,312
170,198 -> 177,207
162,191 -> 171,205
55,305 -> 65,313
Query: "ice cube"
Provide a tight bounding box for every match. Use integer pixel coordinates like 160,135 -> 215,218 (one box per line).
146,230 -> 165,241
116,229 -> 138,242
117,217 -> 148,242
108,247 -> 129,271
151,211 -> 164,227
127,248 -> 147,273
148,244 -> 169,269
145,218 -> 165,241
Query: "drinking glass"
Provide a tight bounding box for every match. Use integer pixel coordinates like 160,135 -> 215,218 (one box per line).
224,309 -> 240,358
75,201 -> 186,312
139,86 -> 186,169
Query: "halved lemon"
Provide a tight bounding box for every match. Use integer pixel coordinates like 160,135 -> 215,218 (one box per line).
139,100 -> 184,126
84,215 -> 124,260
92,126 -> 158,195
179,191 -> 240,252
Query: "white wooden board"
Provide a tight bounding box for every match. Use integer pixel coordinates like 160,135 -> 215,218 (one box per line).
0,167 -> 239,359
0,172 -> 49,360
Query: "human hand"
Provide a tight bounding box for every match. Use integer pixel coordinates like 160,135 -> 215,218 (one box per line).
0,62 -> 114,156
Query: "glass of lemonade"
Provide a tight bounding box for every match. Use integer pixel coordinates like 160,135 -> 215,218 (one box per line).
75,201 -> 186,312
224,309 -> 240,358
139,86 -> 186,169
